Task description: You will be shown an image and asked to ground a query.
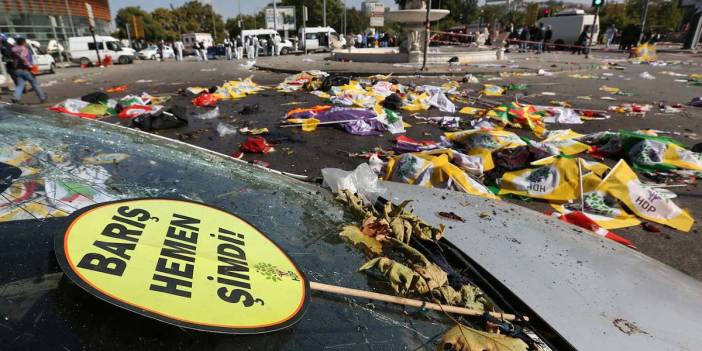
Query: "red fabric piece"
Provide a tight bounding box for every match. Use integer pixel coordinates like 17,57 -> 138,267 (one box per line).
106,84 -> 129,93
557,211 -> 637,249
240,137 -> 274,154
395,135 -> 437,146
118,105 -> 153,119
192,93 -> 219,107
47,106 -> 98,119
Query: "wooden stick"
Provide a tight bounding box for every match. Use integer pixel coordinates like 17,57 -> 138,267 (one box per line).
280,117 -> 378,128
310,281 -> 528,322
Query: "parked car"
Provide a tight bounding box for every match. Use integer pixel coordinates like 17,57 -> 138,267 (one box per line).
138,45 -> 175,60
241,29 -> 294,55
0,104 -> 701,351
206,45 -> 226,60
68,36 -> 135,65
27,40 -> 56,74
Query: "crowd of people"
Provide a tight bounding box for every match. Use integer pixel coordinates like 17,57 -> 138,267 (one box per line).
348,31 -> 397,48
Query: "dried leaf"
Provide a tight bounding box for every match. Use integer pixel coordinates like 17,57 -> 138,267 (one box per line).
388,238 -> 448,290
437,324 -> 528,351
358,257 -> 429,295
340,225 -> 382,256
361,216 -> 391,241
434,285 -> 492,311
438,211 -> 465,222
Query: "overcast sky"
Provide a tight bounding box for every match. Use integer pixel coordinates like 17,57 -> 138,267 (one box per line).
110,0 -> 399,19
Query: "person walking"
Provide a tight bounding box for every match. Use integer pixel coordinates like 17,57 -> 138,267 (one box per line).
544,25 -> 553,52
200,41 -> 209,61
605,25 -> 616,48
572,28 -> 589,55
10,37 -> 46,104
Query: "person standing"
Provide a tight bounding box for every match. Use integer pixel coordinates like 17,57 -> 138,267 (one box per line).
236,35 -> 244,60
536,23 -> 545,53
272,34 -> 281,56
356,33 -> 362,48
174,40 -> 184,61
253,36 -> 260,58
246,36 -> 254,60
224,39 -> 232,60
157,40 -> 165,61
544,25 -> 553,52
10,38 -> 46,103
605,25 -> 616,48
519,25 -> 530,52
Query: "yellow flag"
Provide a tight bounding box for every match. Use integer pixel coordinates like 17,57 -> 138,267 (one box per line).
597,160 -> 693,232
498,156 -> 579,201
551,172 -> 641,230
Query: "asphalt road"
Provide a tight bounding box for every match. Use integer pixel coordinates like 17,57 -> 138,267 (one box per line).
4,51 -> 702,281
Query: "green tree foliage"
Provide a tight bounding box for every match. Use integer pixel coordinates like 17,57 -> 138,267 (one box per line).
172,1 -> 226,42
151,8 -> 179,41
600,0 -> 682,32
114,7 -> 165,41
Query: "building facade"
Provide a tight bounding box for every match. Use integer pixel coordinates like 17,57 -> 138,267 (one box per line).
0,0 -> 111,47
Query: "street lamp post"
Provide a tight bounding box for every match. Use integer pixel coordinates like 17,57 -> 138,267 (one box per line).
273,0 -> 278,32
421,0 -> 432,71
638,0 -> 650,45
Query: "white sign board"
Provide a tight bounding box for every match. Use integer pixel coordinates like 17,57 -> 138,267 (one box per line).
85,2 -> 95,29
369,3 -> 385,27
265,6 -> 296,31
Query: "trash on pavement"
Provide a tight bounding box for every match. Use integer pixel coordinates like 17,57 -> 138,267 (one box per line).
216,122 -> 238,137
608,103 -> 652,117
639,72 -> 656,80
322,163 -> 386,205
106,84 -> 129,93
131,110 -> 187,131
239,127 -> 269,135
482,84 -> 504,96
191,93 -> 220,107
240,137 -> 274,154
189,106 -> 220,120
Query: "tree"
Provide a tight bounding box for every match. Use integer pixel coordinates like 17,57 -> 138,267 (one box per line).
172,1 -> 226,42
151,8 -> 179,41
114,7 -> 165,42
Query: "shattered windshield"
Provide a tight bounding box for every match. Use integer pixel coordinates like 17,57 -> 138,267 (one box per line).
0,106 -> 545,350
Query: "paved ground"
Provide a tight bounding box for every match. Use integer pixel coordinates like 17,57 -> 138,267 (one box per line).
4,50 -> 702,281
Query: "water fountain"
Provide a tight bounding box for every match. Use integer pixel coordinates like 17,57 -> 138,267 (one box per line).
333,0 -> 501,65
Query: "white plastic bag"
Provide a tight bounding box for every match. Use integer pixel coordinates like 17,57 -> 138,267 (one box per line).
322,163 -> 386,205
216,122 -> 238,136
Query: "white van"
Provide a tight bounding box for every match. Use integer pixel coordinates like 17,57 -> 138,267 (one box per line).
68,36 -> 135,65
537,9 -> 600,46
299,27 -> 340,52
27,40 -> 56,74
241,29 -> 293,55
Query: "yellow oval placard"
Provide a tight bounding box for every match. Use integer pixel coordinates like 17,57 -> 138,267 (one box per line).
55,198 -> 309,334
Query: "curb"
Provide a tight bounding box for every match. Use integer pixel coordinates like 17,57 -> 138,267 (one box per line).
254,63 -> 591,77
